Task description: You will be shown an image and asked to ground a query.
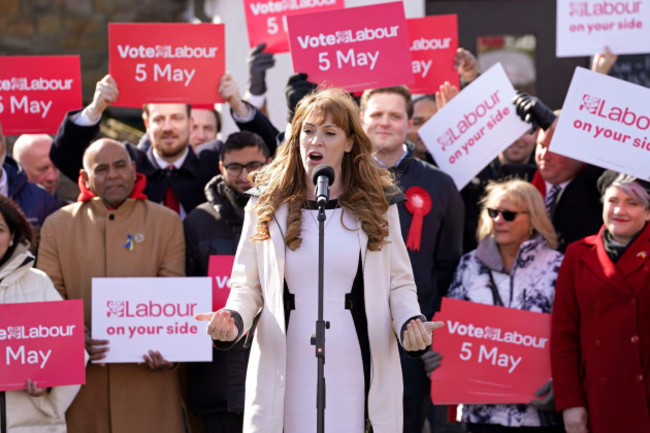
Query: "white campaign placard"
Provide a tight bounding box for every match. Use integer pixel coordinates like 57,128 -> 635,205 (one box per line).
418,63 -> 530,189
557,0 -> 650,57
552,67 -> 650,180
92,277 -> 212,363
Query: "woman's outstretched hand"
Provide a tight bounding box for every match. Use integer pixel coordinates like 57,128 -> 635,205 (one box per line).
195,310 -> 239,342
403,319 -> 444,352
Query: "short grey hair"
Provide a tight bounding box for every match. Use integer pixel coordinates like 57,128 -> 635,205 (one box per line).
608,174 -> 650,209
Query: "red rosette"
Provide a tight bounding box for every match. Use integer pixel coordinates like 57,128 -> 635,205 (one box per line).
404,186 -> 432,252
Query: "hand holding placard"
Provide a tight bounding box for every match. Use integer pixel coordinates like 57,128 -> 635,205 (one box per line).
196,310 -> 239,342
85,327 -> 109,363
219,73 -> 249,119
421,350 -> 443,377
530,378 -> 555,411
142,350 -> 175,371
85,75 -> 119,122
248,43 -> 275,96
435,81 -> 459,110
591,45 -> 618,75
455,47 -> 479,85
25,378 -> 46,397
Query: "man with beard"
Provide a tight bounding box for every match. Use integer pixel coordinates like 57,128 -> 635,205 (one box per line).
359,86 -> 464,433
50,75 -> 219,219
183,131 -> 270,433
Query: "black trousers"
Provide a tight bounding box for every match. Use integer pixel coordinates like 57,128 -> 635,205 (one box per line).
200,412 -> 243,433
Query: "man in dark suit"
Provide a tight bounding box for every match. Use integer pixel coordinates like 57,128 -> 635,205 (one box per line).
531,116 -> 603,252
50,74 -> 219,219
359,85 -> 464,433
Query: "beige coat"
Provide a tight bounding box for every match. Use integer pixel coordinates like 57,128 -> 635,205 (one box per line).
225,200 -> 423,433
1,243 -> 84,433
37,198 -> 186,433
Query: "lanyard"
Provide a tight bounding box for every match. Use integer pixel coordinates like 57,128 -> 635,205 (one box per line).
487,269 -> 505,307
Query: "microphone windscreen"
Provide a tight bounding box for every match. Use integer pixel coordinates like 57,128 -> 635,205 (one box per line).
312,164 -> 335,186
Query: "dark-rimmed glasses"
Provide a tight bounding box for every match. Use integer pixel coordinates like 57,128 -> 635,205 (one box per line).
487,208 -> 528,222
224,161 -> 266,177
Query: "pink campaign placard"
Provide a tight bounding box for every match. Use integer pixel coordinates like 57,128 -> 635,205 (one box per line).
109,23 -> 225,108
0,56 -> 82,135
287,1 -> 413,93
407,15 -> 459,95
0,299 -> 86,391
244,0 -> 344,54
208,255 -> 235,311
431,298 -> 552,404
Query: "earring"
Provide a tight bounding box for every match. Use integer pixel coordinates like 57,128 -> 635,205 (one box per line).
9,241 -> 13,247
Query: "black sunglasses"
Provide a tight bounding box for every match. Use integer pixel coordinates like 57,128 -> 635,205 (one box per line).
487,208 -> 528,222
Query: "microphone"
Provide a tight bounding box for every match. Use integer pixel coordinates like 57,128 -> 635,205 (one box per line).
312,164 -> 335,207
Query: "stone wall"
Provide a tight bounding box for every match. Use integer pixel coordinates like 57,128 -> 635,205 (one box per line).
0,0 -> 189,103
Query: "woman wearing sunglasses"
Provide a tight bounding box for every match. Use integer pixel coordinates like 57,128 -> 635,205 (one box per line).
447,179 -> 564,432
551,172 -> 650,433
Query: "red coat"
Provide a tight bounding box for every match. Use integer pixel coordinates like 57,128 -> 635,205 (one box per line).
552,223 -> 650,433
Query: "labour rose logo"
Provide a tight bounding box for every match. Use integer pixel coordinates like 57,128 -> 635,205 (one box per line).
7,326 -> 21,339
336,30 -> 351,44
580,94 -> 601,114
437,130 -> 454,151
107,300 -> 126,317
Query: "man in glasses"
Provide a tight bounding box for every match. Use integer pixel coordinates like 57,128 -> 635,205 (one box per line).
182,130 -> 270,433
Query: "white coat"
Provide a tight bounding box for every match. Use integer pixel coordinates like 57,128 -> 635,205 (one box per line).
0,243 -> 85,433
224,200 -> 424,433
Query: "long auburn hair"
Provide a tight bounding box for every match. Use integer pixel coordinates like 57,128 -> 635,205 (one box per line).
250,88 -> 395,251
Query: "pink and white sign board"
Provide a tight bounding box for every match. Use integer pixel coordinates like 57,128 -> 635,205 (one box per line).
92,277 -> 212,363
552,67 -> 650,180
0,300 -> 85,391
0,56 -> 82,135
557,0 -> 650,57
407,15 -> 459,95
109,23 -> 225,107
287,1 -> 413,93
244,0 -> 344,53
418,63 -> 530,189
208,255 -> 235,312
431,298 -> 552,404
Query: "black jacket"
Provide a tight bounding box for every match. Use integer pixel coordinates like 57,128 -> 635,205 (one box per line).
50,110 -> 219,214
392,150 -> 464,396
183,175 -> 249,416
545,165 -> 604,253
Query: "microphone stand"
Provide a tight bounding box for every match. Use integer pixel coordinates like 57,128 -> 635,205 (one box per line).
310,200 -> 329,433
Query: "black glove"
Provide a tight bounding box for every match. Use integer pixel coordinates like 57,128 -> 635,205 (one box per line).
530,379 -> 556,411
512,91 -> 556,133
285,72 -> 318,123
247,43 -> 275,96
421,350 -> 443,377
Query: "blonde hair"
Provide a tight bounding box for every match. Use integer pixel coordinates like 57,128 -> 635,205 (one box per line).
477,179 -> 558,249
249,88 -> 395,251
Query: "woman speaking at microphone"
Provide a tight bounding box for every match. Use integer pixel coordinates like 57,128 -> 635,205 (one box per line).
196,88 -> 440,433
